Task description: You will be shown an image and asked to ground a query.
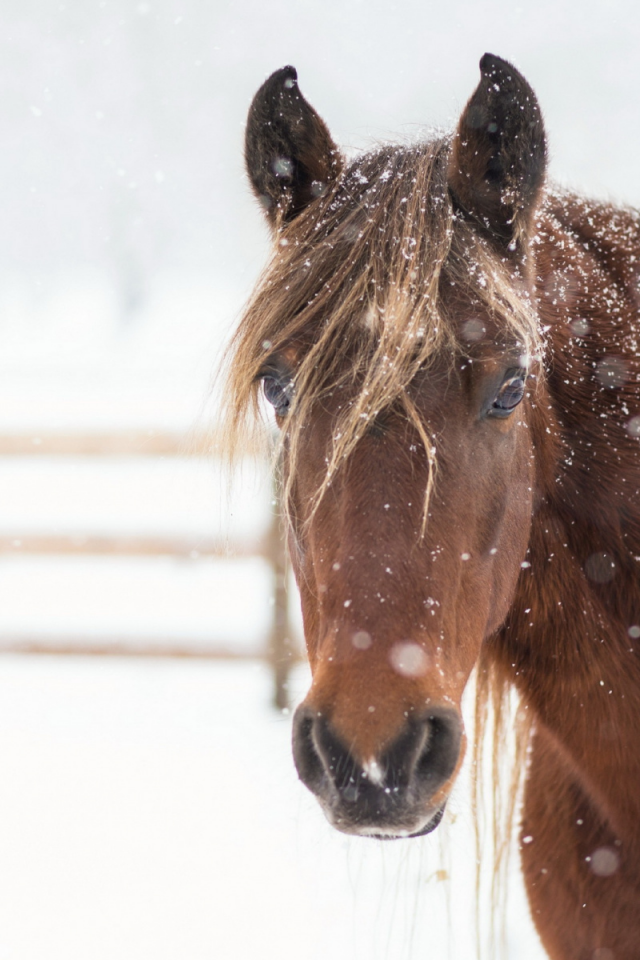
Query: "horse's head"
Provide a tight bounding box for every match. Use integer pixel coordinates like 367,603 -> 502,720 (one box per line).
232,55 -> 547,838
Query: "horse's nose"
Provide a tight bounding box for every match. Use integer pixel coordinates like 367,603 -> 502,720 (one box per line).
292,705 -> 462,836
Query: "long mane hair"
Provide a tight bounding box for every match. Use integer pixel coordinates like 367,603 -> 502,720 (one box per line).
222,138 -> 541,524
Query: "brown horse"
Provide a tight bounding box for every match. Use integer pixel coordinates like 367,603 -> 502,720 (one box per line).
225,54 -> 640,958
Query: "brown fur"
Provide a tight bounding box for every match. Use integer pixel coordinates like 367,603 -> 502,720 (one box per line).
225,55 -> 640,956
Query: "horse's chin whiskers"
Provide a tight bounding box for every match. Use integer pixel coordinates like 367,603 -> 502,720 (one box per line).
351,825 -> 414,840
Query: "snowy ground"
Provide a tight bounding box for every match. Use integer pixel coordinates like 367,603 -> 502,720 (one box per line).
0,657 -> 545,960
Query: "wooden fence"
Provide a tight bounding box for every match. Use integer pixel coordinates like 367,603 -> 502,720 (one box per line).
0,430 -> 295,709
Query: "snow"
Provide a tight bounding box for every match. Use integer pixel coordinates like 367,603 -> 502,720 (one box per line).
0,657 -> 545,960
0,556 -> 273,653
0,276 -> 235,433
0,458 -> 269,541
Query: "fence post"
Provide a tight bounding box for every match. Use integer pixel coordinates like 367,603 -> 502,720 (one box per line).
267,468 -> 292,711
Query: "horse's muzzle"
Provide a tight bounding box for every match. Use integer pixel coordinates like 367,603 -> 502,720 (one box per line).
292,705 -> 462,838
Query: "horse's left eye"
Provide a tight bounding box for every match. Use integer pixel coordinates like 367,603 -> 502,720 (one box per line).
491,375 -> 526,415
262,375 -> 293,417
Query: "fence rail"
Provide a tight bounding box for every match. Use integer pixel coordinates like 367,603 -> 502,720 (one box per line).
0,430 -> 208,457
0,637 -> 263,660
0,430 -> 294,708
0,534 -> 263,558
0,429 -> 264,457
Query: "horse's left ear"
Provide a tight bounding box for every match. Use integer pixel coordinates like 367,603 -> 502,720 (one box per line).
245,66 -> 342,229
448,54 -> 547,250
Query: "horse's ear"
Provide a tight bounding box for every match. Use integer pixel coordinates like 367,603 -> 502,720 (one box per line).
448,54 -> 546,250
245,66 -> 342,229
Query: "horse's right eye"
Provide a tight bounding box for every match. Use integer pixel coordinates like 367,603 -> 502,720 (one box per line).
262,375 -> 293,417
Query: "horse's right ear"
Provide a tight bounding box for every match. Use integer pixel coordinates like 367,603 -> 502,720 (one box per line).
245,66 -> 342,230
448,54 -> 546,251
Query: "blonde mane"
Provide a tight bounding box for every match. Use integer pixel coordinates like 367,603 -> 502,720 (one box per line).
221,137 -> 541,526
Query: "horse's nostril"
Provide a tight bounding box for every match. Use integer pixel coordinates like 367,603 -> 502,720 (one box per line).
291,709 -> 325,790
292,705 -> 463,811
379,708 -> 462,795
413,709 -> 463,791
293,707 -> 361,797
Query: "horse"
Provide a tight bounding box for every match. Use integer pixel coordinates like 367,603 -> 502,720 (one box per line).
224,54 -> 640,958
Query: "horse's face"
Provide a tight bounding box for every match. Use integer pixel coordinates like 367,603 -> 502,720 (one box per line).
280,316 -> 536,837
241,55 -> 546,837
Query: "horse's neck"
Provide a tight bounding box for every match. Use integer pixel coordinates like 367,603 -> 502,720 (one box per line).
496,193 -> 640,842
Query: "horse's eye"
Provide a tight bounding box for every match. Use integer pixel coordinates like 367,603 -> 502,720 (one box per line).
491,375 -> 526,415
262,375 -> 293,417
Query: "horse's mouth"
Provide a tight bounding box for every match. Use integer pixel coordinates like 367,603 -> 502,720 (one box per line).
329,801 -> 447,841
368,802 -> 447,840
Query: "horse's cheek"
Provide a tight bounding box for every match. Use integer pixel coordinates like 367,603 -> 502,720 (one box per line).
486,503 -> 533,634
484,530 -> 532,638
469,432 -> 535,636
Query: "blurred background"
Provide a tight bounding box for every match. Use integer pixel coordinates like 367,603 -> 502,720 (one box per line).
0,1 -> 638,957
